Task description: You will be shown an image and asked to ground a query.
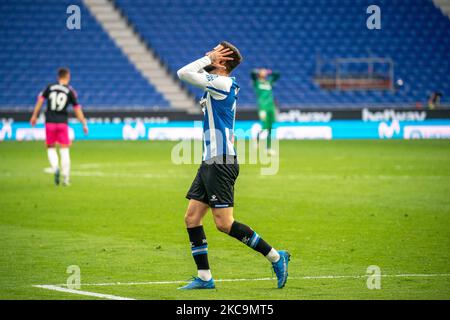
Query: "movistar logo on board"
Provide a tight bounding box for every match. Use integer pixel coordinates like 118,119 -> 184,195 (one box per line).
362,108 -> 426,122
122,121 -> 146,140
378,120 -> 401,139
0,120 -> 13,141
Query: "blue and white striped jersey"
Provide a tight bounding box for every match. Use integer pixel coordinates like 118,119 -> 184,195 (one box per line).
177,56 -> 240,161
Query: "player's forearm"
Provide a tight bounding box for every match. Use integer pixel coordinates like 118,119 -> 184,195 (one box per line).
177,56 -> 212,87
74,108 -> 87,126
271,72 -> 280,82
31,98 -> 44,118
31,106 -> 40,119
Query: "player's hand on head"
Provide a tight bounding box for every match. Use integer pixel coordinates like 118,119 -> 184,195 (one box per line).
205,44 -> 224,56
205,44 -> 222,57
206,45 -> 234,69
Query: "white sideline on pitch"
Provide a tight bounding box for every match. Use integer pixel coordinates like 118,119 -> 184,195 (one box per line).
37,273 -> 450,287
33,273 -> 450,300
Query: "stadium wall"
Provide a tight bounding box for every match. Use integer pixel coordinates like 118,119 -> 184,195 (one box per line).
1,109 -> 450,141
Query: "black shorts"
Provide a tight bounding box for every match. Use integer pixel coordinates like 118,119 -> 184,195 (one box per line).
186,156 -> 239,208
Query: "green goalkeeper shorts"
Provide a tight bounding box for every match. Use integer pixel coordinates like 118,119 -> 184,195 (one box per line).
259,110 -> 275,130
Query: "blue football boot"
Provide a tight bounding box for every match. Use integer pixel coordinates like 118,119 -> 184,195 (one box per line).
178,277 -> 215,290
272,250 -> 291,288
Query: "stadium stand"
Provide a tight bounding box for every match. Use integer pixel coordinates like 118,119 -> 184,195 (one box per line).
0,0 -> 169,109
0,0 -> 448,110
115,0 -> 449,108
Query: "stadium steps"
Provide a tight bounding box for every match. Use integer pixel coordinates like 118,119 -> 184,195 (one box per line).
82,0 -> 196,110
433,0 -> 450,18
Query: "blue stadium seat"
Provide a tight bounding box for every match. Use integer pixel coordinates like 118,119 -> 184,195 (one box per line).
115,0 -> 450,108
0,0 -> 448,109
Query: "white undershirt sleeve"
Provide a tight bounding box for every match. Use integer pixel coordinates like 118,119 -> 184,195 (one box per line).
177,57 -> 233,99
177,56 -> 213,89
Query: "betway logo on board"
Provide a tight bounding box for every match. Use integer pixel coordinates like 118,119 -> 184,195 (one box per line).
278,110 -> 332,122
362,108 -> 426,122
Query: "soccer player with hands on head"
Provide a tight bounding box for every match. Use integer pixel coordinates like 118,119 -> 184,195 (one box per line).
251,67 -> 280,155
176,42 -> 290,290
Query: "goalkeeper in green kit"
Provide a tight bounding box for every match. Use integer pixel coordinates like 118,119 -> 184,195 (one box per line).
251,68 -> 280,155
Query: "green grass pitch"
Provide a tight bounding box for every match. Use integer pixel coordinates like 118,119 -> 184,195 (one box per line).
0,140 -> 449,300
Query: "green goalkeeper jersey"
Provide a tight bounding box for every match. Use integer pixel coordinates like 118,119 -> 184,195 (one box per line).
251,70 -> 280,112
